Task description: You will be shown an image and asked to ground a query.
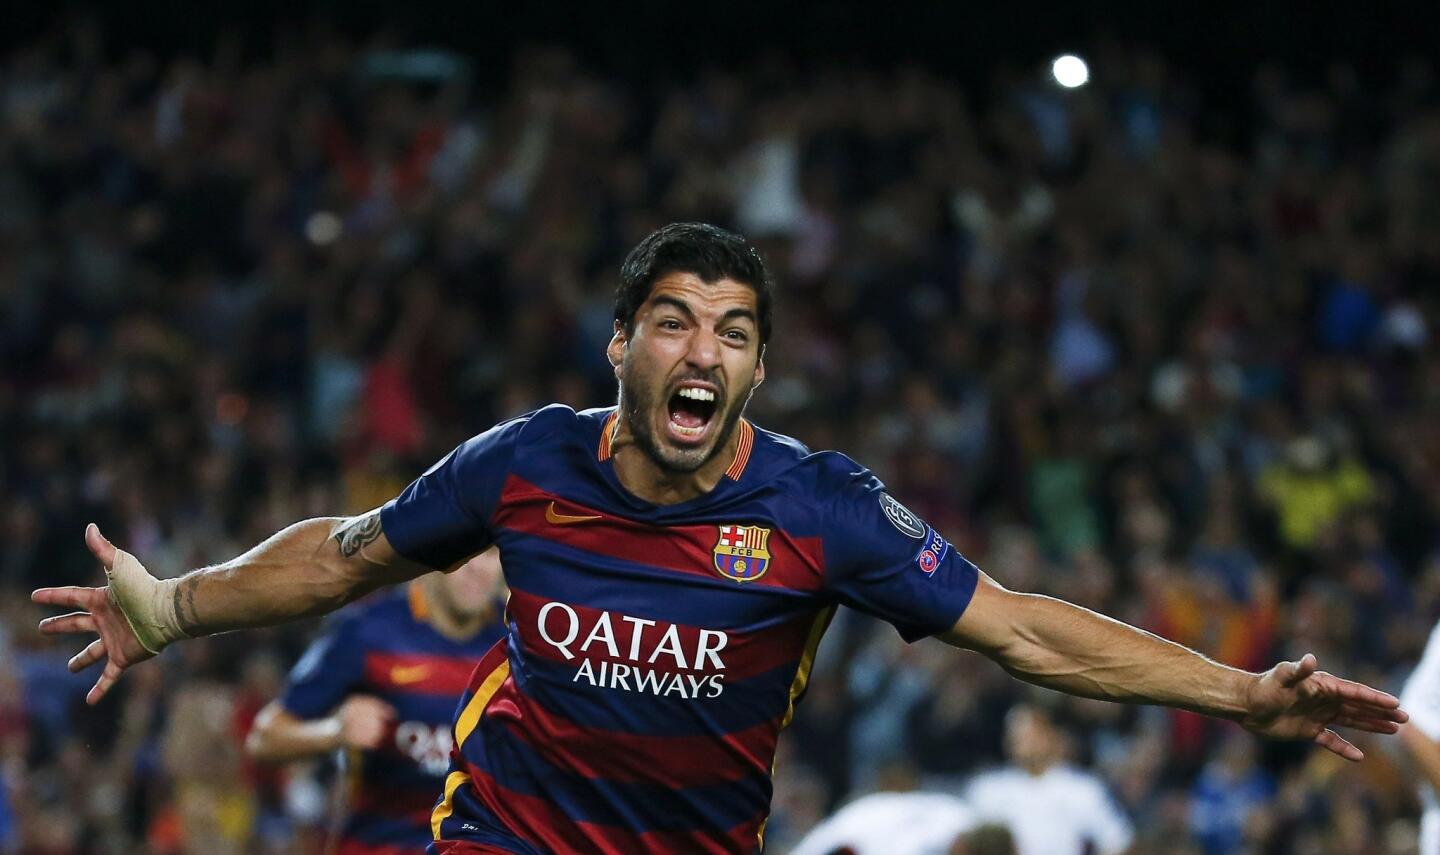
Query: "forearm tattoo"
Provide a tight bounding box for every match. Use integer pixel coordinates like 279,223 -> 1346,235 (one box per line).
335,512 -> 383,558
172,574 -> 203,636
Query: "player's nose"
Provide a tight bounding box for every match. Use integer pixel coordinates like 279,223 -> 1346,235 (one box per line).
683,329 -> 723,370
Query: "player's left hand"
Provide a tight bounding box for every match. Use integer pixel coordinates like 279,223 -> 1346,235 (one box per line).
1241,653 -> 1407,761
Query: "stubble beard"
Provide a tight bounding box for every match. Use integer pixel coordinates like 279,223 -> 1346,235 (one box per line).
618,360 -> 748,475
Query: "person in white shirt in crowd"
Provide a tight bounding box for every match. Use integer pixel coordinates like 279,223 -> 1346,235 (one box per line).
787,790 -> 979,855
965,703 -> 1133,855
1400,620 -> 1440,855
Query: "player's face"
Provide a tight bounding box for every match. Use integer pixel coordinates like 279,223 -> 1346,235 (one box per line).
609,273 -> 765,474
1004,707 -> 1059,768
436,548 -> 504,619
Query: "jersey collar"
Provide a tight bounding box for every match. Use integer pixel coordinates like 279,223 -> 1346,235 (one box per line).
597,410 -> 755,481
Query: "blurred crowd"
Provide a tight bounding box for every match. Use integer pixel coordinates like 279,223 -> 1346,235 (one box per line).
4,16 -> 1440,855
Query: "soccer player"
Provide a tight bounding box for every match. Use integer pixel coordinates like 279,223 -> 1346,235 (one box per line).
245,549 -> 506,855
1400,619 -> 1440,854
787,790 -> 979,855
964,704 -> 1131,855
35,223 -> 1406,854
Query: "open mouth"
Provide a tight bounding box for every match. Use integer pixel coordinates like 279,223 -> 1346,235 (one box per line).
666,385 -> 719,443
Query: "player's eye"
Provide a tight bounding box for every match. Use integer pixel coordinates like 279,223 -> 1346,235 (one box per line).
722,329 -> 749,344
659,318 -> 684,331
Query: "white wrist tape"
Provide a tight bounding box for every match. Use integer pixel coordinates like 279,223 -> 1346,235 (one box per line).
105,549 -> 191,655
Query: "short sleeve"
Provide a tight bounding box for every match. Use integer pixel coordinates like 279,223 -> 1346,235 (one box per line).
1401,622 -> 1440,739
822,469 -> 979,642
380,414 -> 529,569
280,614 -> 365,719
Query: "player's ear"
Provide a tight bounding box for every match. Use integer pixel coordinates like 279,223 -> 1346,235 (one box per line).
752,345 -> 766,390
607,322 -> 627,377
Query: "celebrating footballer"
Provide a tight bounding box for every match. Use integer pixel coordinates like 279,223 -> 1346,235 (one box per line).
35,223 -> 1406,854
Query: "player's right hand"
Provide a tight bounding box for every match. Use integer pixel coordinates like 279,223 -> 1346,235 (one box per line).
337,695 -> 397,750
32,524 -> 156,705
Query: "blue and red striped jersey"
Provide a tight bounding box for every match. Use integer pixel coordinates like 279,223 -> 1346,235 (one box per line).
380,405 -> 979,854
280,585 -> 505,854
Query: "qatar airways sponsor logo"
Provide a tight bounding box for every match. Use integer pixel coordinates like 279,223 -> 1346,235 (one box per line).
536,602 -> 728,699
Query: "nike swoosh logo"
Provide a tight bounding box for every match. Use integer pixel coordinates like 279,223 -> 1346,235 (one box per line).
546,502 -> 603,525
391,665 -> 431,685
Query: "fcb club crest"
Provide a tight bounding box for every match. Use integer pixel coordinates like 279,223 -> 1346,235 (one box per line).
713,525 -> 772,583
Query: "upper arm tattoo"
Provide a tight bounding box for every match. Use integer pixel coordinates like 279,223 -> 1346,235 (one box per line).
334,511 -> 383,559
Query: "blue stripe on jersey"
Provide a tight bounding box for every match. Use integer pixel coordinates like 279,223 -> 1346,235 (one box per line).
466,721 -> 770,833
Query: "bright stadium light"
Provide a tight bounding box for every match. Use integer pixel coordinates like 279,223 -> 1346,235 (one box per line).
305,211 -> 343,246
1051,54 -> 1089,89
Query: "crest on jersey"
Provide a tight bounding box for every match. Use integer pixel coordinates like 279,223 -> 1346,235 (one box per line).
713,525 -> 772,583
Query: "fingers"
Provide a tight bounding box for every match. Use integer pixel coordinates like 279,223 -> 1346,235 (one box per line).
86,523 -> 118,569
69,638 -> 106,673
1313,728 -> 1363,762
1280,653 -> 1319,688
1339,698 -> 1408,725
1333,714 -> 1401,735
1313,673 -> 1406,718
31,587 -> 102,609
87,660 -> 123,706
39,612 -> 97,636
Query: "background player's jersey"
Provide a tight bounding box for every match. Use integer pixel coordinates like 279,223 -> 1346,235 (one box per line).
381,405 -> 980,854
1401,621 -> 1440,855
280,585 -> 505,854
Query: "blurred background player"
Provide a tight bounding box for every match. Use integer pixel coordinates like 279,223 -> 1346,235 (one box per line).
245,549 -> 505,855
1401,620 -> 1440,855
964,703 -> 1132,855
786,788 -> 980,855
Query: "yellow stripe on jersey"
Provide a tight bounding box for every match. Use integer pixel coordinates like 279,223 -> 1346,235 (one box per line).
431,770 -> 471,840
780,605 -> 835,729
760,608 -> 836,851
454,659 -> 511,749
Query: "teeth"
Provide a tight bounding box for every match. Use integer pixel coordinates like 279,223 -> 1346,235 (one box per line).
677,387 -> 715,402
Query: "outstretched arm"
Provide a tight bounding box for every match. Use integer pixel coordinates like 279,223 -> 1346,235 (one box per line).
33,511 -> 427,704
942,572 -> 1407,761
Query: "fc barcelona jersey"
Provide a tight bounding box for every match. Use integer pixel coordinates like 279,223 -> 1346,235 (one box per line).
380,406 -> 980,854
280,586 -> 505,854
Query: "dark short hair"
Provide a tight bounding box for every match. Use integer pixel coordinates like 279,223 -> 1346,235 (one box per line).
614,223 -> 773,345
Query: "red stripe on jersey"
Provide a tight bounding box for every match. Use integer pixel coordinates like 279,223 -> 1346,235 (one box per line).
362,652 -> 477,696
506,588 -> 822,681
494,476 -> 825,592
482,665 -> 781,787
457,760 -> 762,855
